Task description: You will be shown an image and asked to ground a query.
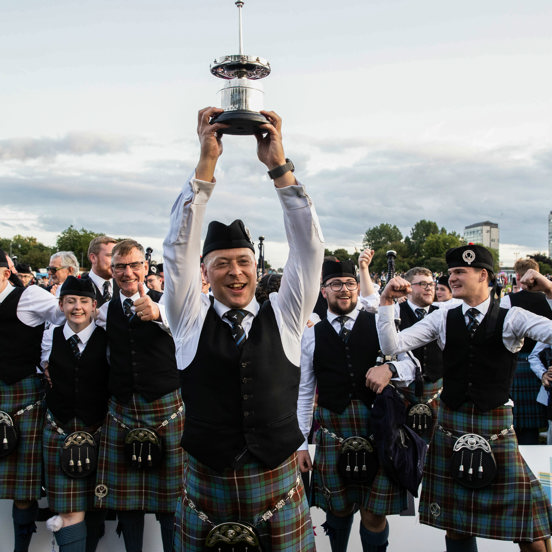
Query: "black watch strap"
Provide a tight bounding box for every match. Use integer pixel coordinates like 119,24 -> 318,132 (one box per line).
267,158 -> 295,180
387,363 -> 398,378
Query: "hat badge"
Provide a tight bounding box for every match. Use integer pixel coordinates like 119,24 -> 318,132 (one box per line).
462,249 -> 476,265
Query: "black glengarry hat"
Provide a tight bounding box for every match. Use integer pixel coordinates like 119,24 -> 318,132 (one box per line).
437,274 -> 451,290
60,276 -> 96,299
446,245 -> 494,272
202,219 -> 255,259
322,259 -> 357,284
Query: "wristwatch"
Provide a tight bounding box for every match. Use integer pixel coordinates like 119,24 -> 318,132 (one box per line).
267,158 -> 295,180
387,363 -> 398,378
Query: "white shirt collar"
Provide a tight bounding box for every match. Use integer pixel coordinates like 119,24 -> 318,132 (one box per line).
0,282 -> 15,303
461,296 -> 491,316
62,320 -> 96,345
88,270 -> 111,291
213,296 -> 260,319
326,307 -> 359,324
119,289 -> 142,307
407,299 -> 429,314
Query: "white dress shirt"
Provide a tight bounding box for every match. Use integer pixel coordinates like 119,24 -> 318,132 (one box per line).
528,342 -> 552,407
297,307 -> 418,450
162,174 -> 325,370
0,282 -> 65,327
377,296 -> 552,357
41,320 -> 97,368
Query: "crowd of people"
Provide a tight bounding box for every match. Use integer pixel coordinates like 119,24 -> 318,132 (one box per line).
2,107 -> 552,552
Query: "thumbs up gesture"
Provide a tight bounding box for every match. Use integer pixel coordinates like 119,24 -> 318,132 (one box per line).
133,282 -> 160,322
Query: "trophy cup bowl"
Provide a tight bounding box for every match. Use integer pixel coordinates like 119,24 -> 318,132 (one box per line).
210,55 -> 271,135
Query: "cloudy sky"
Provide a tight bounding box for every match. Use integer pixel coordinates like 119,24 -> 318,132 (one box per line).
1,0 -> 551,268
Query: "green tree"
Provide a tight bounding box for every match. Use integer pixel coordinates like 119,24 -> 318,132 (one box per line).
362,224 -> 403,251
324,248 -> 360,264
529,253 -> 552,275
0,235 -> 54,270
56,226 -> 102,270
408,220 -> 440,256
422,232 -> 464,261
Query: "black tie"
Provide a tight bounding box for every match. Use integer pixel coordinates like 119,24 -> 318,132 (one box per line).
68,334 -> 81,360
336,315 -> 351,343
225,310 -> 248,348
123,298 -> 134,318
466,308 -> 480,336
102,281 -> 112,302
415,308 -> 427,320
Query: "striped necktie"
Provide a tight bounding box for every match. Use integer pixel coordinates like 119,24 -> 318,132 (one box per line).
466,308 -> 480,336
102,281 -> 112,302
225,309 -> 248,348
415,308 -> 427,320
68,334 -> 81,360
123,298 -> 134,318
336,315 -> 351,343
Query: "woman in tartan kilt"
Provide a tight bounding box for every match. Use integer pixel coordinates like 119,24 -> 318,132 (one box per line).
41,276 -> 110,552
377,244 -> 552,552
0,249 -> 65,552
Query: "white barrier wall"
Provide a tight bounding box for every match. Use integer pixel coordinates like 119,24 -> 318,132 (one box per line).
2,446 -> 551,551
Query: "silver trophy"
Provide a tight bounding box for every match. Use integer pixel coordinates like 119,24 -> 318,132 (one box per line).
210,1 -> 271,135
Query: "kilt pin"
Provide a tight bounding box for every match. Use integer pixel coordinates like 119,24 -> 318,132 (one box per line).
311,400 -> 407,516
419,401 -> 552,541
94,389 -> 185,512
0,374 -> 44,501
174,453 -> 315,552
42,413 -> 101,513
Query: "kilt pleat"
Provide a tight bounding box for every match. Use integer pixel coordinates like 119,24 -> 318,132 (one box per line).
173,453 -> 315,552
43,414 -> 101,513
512,353 -> 548,430
419,402 -> 552,541
0,375 -> 44,501
310,401 -> 407,516
94,390 -> 185,512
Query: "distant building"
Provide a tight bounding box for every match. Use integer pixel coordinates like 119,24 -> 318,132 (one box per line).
549,211 -> 552,257
464,221 -> 499,250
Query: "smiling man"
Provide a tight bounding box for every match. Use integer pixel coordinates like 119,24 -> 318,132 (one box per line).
94,239 -> 185,552
376,244 -> 552,552
163,107 -> 324,551
47,252 -> 79,297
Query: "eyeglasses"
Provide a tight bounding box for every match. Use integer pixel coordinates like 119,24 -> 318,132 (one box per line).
324,280 -> 358,292
412,282 -> 435,290
112,261 -> 144,273
47,266 -> 69,273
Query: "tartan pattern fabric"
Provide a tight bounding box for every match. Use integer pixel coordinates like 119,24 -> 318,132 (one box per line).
94,390 -> 186,512
511,353 -> 548,430
419,401 -> 552,541
174,453 -> 315,552
43,414 -> 100,512
310,401 -> 407,516
0,375 -> 44,501
466,308 -> 480,336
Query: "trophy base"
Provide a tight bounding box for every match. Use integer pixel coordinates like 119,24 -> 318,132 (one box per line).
210,110 -> 269,135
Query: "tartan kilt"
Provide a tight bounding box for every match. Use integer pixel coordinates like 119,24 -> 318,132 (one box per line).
43,413 -> 101,513
512,353 -> 548,430
419,401 -> 552,541
400,378 -> 443,444
310,400 -> 407,516
94,390 -> 186,512
174,453 -> 315,552
0,374 -> 44,501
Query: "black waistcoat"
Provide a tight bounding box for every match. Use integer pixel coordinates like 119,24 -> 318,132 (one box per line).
509,290 -> 552,353
180,301 -> 303,472
106,290 -> 179,403
313,310 -> 379,414
46,326 -> 110,425
441,304 -> 516,411
0,287 -> 44,384
399,303 -> 444,382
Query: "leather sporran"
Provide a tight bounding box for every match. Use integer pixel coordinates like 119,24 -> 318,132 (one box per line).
450,433 -> 497,489
407,402 -> 434,438
204,521 -> 264,552
0,411 -> 18,459
60,431 -> 99,479
337,436 -> 378,484
124,427 -> 163,469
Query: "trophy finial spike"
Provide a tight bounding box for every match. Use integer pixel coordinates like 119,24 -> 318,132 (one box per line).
236,1 -> 244,55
